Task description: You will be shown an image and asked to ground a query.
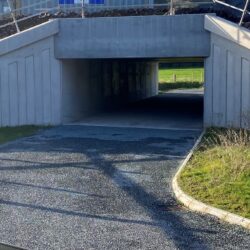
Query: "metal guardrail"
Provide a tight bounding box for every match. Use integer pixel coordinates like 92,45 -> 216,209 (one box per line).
0,0 -> 213,33
213,0 -> 250,25
0,0 -> 59,31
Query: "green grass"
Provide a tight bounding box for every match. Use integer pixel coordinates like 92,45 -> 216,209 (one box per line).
178,128 -> 250,219
0,126 -> 44,145
159,67 -> 204,91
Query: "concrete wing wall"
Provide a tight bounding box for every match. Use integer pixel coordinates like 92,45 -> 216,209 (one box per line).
204,15 -> 250,129
0,21 -> 61,126
55,14 -> 210,59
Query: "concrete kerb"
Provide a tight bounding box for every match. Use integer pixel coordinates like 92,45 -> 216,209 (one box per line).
172,130 -> 250,230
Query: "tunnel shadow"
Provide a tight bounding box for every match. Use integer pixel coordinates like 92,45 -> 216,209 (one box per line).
76,91 -> 204,130
83,147 -> 210,249
127,92 -> 204,117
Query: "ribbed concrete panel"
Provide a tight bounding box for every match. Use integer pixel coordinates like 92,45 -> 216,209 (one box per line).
34,48 -> 44,125
9,62 -> 19,126
26,55 -> 36,124
212,45 -> 225,127
51,57 -> 62,125
18,58 -> 27,125
204,55 -> 213,127
204,16 -> 250,129
0,35 -> 61,127
226,51 -> 241,128
1,62 -> 9,126
241,58 -> 250,128
0,66 -> 2,126
226,51 -> 236,126
41,49 -> 52,124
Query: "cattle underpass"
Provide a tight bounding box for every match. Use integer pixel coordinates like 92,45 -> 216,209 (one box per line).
0,14 -> 249,129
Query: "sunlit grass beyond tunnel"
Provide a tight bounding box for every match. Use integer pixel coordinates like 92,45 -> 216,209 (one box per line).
159,66 -> 204,91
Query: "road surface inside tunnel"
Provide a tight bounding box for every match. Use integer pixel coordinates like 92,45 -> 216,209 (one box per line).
69,89 -> 204,130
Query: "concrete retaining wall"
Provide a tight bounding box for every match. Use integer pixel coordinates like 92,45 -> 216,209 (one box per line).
0,21 -> 61,126
204,15 -> 250,129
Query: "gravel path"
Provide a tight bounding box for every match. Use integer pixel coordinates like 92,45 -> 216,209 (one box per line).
0,125 -> 249,249
0,126 -> 250,249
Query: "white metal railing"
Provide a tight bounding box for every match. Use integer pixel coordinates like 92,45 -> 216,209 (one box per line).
0,0 -> 213,33
213,0 -> 250,25
0,0 -> 59,31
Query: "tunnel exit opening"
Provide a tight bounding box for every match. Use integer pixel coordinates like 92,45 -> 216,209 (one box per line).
62,58 -> 204,130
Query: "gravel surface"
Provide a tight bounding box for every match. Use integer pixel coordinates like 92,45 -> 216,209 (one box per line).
0,125 -> 249,249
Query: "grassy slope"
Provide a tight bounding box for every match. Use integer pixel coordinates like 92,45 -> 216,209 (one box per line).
178,129 -> 250,219
159,67 -> 204,91
0,126 -> 43,145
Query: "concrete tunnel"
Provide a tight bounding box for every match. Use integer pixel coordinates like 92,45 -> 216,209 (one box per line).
1,14 -> 249,129
61,59 -> 159,123
55,15 -> 208,127
60,58 -> 204,130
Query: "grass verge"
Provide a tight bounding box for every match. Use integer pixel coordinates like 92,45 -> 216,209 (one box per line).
0,126 -> 44,145
178,128 -> 250,219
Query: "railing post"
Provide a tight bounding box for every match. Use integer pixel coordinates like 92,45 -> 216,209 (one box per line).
7,0 -> 20,33
239,0 -> 250,25
81,0 -> 84,18
170,0 -> 174,15
173,74 -> 176,83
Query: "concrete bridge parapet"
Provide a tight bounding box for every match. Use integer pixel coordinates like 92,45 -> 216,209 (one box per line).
54,14 -> 211,59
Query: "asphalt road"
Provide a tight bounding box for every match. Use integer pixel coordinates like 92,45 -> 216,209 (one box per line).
0,93 -> 249,249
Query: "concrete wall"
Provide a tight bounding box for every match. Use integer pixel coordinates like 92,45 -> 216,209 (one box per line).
55,14 -> 210,59
0,21 -> 61,126
62,59 -> 158,123
204,15 -> 250,129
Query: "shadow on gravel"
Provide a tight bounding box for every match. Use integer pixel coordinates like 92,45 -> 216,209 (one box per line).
83,151 -> 210,250
0,136 -> 209,250
0,199 -> 158,227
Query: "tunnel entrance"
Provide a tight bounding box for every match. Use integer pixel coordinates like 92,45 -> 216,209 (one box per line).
62,58 -> 204,130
